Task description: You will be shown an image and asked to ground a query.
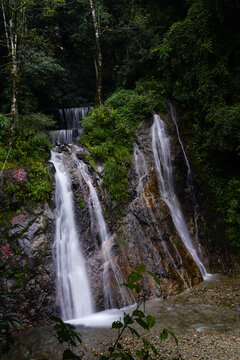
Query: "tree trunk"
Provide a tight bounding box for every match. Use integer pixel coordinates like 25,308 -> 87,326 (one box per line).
89,0 -> 102,105
9,31 -> 19,142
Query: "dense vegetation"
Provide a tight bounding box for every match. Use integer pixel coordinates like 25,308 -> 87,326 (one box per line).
0,0 -> 239,248
81,81 -> 166,200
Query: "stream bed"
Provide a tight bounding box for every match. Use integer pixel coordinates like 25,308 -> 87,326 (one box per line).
1,274 -> 240,360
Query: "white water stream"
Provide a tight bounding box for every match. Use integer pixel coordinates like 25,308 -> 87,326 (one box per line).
50,106 -> 211,324
169,104 -> 208,264
133,143 -> 189,288
51,107 -> 91,144
151,114 -> 209,278
71,147 -> 132,309
50,151 -> 93,321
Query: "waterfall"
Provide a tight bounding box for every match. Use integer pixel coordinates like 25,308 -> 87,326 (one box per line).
151,114 -> 209,278
71,147 -> 132,309
133,143 -> 190,288
50,151 -> 93,321
51,107 -> 91,144
169,104 -> 208,262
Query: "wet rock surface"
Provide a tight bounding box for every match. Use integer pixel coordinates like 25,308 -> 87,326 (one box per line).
1,110 -> 239,329
2,274 -> 240,360
106,114 -> 206,301
0,200 -> 56,327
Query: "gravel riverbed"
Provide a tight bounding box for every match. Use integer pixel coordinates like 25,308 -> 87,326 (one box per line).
1,274 -> 240,360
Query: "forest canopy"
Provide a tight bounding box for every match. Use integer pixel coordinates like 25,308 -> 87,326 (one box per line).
0,0 -> 239,246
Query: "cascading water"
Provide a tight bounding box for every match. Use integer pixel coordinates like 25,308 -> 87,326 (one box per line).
151,114 -> 209,278
133,143 -> 189,288
71,147 -> 133,309
50,151 -> 93,321
169,104 -> 208,263
51,107 -> 91,144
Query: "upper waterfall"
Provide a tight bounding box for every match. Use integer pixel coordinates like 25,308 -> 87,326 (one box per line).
50,107 -> 91,144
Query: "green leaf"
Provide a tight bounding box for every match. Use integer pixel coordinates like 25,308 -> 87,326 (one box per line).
63,349 -> 81,360
132,309 -> 145,318
142,338 -> 158,355
123,283 -> 141,293
142,337 -> 150,347
147,271 -> 161,286
112,321 -> 123,329
127,272 -> 142,283
135,349 -> 144,356
117,343 -> 123,350
51,315 -> 64,325
136,264 -> 146,273
75,334 -> 82,344
167,329 -> 179,346
128,327 -> 140,338
135,318 -> 149,330
160,328 -> 168,341
123,313 -> 134,325
146,315 -> 156,329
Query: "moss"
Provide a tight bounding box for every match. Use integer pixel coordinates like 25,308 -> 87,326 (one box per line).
173,236 -> 181,248
85,154 -> 97,171
78,197 -> 85,209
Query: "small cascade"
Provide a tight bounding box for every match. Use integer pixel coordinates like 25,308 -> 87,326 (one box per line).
169,104 -> 208,261
50,150 -> 93,321
133,143 -> 189,288
151,114 -> 209,278
72,147 -> 133,309
51,107 -> 91,144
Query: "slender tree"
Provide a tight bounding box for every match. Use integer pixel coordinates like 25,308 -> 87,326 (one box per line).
0,0 -> 64,175
1,0 -> 28,139
89,0 -> 102,105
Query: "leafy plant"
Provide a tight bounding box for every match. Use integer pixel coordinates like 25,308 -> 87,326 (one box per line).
0,294 -> 20,355
51,316 -> 83,360
26,163 -> 52,202
101,264 -> 181,360
81,84 -> 166,201
52,266 -> 181,360
0,114 -> 9,142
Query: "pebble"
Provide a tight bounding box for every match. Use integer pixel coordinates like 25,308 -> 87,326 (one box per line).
1,274 -> 240,360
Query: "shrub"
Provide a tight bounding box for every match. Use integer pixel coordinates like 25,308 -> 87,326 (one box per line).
0,114 -> 9,142
26,163 -> 52,202
82,84 -> 166,201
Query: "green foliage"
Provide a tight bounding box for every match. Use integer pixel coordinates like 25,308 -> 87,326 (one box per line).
102,159 -> 128,201
206,104 -> 240,153
135,79 -> 167,113
101,266 -> 181,360
26,163 -> 52,202
0,296 -> 20,355
157,0 -> 240,247
82,85 -> 165,200
0,112 -> 52,169
52,266 -> 181,360
51,315 -> 83,360
0,114 -> 9,141
78,197 -> 85,209
17,112 -> 55,134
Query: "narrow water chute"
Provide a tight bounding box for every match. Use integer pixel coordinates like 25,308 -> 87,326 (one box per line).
151,114 -> 209,278
50,151 -> 93,321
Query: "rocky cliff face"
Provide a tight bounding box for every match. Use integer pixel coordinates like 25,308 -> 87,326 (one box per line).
0,109 -> 217,326
0,169 -> 56,326
104,113 -> 205,301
